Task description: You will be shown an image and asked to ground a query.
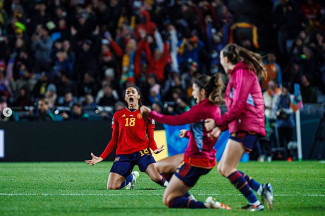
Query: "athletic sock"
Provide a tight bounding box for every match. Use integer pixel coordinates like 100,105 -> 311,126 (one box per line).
157,177 -> 168,187
228,170 -> 260,204
160,173 -> 173,182
161,174 -> 192,197
239,171 -> 262,195
168,196 -> 206,208
119,174 -> 133,189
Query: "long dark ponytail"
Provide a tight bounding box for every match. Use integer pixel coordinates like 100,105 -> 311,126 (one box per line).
193,74 -> 224,105
222,43 -> 266,78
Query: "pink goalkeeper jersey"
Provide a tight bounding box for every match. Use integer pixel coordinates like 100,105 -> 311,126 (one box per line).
148,99 -> 221,168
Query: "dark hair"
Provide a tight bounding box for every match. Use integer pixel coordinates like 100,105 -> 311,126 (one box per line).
222,44 -> 266,78
123,85 -> 143,107
38,98 -> 49,105
193,74 -> 224,105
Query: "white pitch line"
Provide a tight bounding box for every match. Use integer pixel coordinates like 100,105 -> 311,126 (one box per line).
0,193 -> 324,197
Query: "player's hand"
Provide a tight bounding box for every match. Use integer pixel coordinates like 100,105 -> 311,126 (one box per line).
179,129 -> 187,138
153,145 -> 165,154
204,118 -> 216,131
208,127 -> 221,140
85,153 -> 103,166
140,105 -> 151,117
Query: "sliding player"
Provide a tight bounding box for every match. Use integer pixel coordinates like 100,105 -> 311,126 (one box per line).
141,74 -> 230,210
85,86 -> 167,189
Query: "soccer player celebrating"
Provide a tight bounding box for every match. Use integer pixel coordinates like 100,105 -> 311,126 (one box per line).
141,74 -> 230,210
205,44 -> 274,211
85,86 -> 167,189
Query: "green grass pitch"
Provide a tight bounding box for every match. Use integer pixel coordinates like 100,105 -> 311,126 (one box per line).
1,161 -> 324,216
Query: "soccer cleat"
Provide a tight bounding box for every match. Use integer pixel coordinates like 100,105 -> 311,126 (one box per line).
241,203 -> 264,211
262,183 -> 274,210
204,196 -> 231,210
125,171 -> 140,190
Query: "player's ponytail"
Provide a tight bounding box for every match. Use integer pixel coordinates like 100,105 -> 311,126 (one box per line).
205,74 -> 224,105
193,74 -> 224,105
222,43 -> 266,78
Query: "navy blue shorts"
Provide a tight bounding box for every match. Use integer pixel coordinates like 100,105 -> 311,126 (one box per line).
110,149 -> 156,178
229,131 -> 258,153
174,162 -> 211,187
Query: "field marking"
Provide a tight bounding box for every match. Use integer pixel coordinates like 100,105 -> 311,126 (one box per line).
0,193 -> 324,197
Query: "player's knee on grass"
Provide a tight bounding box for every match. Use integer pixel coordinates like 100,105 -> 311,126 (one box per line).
162,194 -> 170,207
107,182 -> 120,190
150,175 -> 163,183
217,164 -> 227,177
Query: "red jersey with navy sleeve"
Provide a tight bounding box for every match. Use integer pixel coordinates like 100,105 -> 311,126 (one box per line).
148,99 -> 221,168
100,108 -> 157,159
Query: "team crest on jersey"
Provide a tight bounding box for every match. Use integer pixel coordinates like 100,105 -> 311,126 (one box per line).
122,114 -> 126,117
137,113 -> 142,119
114,157 -> 120,162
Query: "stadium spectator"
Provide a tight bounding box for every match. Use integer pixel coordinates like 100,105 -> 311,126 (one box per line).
262,53 -> 282,90
263,80 -> 280,150
81,94 -> 96,108
74,39 -> 99,82
0,60 -> 13,97
44,84 -> 57,109
0,96 -> 19,122
33,98 -> 55,121
32,72 -> 49,99
56,73 -> 77,97
12,85 -> 33,109
114,101 -> 125,112
31,25 -> 52,74
70,103 -> 89,120
272,84 -> 295,161
79,73 -> 98,97
97,84 -> 117,107
59,91 -> 75,107
9,64 -> 36,98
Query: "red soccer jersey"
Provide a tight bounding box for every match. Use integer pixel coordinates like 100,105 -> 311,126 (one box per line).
100,108 -> 157,159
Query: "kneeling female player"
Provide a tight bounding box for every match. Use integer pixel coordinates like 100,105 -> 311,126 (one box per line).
141,74 -> 230,209
85,86 -> 167,189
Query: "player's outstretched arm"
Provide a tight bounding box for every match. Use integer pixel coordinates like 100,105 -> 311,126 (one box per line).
85,153 -> 103,166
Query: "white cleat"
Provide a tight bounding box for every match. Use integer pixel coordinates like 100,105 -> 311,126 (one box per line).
204,196 -> 231,210
262,183 -> 274,210
125,171 -> 139,190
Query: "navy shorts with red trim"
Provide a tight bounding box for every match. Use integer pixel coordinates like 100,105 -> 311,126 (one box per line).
229,131 -> 258,153
110,149 -> 156,178
174,162 -> 211,187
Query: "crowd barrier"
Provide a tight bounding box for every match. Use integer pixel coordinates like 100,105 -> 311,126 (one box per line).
0,110 -> 323,162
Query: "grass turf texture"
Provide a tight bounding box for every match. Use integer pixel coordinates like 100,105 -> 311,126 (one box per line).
0,161 -> 324,216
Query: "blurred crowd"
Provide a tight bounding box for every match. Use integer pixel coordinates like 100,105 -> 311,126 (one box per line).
0,0 -> 324,123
